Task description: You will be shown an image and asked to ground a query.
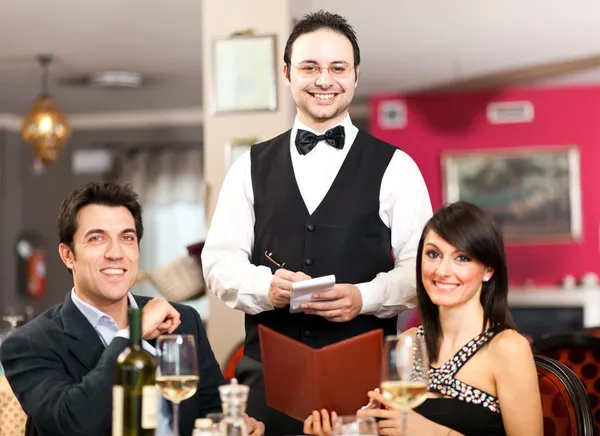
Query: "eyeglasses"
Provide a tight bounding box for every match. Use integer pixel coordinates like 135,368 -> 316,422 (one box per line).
291,63 -> 354,78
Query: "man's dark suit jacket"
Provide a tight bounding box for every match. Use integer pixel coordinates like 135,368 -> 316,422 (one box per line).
0,293 -> 226,436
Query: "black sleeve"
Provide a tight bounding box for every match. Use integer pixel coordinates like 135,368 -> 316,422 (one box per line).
0,329 -> 128,436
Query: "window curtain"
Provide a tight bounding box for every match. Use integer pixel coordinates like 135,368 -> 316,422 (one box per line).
118,148 -> 208,318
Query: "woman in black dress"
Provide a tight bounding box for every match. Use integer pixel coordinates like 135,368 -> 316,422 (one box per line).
305,202 -> 543,436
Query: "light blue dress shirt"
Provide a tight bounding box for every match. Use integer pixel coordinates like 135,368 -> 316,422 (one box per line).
71,289 -> 173,435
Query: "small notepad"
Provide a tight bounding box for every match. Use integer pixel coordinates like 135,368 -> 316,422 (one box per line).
289,274 -> 336,313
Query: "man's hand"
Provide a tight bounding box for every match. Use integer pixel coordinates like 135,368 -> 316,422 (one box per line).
244,414 -> 265,436
269,269 -> 311,308
300,284 -> 363,322
140,296 -> 181,339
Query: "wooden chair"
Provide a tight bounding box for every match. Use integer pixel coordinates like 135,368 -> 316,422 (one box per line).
535,355 -> 594,435
533,333 -> 600,435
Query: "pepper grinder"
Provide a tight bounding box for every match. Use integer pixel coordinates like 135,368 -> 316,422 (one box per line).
218,378 -> 249,436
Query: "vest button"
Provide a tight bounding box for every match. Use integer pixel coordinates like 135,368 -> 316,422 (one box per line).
305,258 -> 313,266
303,330 -> 311,337
307,224 -> 315,232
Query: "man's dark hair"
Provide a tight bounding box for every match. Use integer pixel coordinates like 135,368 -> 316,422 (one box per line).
284,10 -> 360,74
58,182 -> 144,252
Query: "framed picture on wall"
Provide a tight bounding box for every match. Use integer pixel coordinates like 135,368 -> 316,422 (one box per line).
211,34 -> 278,114
442,146 -> 582,243
225,137 -> 258,171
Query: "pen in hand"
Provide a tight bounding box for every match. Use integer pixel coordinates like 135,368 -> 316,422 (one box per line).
265,250 -> 286,268
266,251 -> 293,309
266,252 -> 312,309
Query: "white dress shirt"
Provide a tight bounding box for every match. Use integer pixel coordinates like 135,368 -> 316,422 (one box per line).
202,114 -> 433,318
71,289 -> 173,436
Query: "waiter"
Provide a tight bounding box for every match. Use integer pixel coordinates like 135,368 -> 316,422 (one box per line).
202,10 -> 432,436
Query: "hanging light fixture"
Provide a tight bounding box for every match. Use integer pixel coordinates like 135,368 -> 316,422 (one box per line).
21,54 -> 71,164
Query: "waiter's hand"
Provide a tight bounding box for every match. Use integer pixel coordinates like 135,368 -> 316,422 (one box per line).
269,269 -> 312,309
301,284 -> 363,322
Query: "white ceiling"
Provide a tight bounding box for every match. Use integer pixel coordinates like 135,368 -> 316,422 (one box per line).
0,0 -> 203,115
2,0 -> 600,116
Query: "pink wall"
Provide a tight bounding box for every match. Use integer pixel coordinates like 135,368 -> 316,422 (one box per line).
369,86 -> 600,286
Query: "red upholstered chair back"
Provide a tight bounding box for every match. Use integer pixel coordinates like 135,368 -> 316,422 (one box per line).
222,340 -> 244,382
584,326 -> 600,338
535,356 -> 594,436
533,333 -> 600,435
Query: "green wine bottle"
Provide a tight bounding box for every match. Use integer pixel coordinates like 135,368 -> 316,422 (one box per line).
112,308 -> 157,436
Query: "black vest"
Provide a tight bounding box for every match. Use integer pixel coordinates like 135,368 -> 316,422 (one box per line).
246,129 -> 398,361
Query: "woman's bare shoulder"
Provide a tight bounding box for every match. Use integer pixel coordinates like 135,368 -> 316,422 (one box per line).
490,329 -> 534,364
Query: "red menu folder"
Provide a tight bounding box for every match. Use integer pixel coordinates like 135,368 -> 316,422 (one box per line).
258,325 -> 383,422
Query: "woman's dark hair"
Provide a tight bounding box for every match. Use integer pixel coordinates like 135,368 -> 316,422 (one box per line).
284,10 -> 360,77
416,201 -> 516,362
58,182 -> 143,253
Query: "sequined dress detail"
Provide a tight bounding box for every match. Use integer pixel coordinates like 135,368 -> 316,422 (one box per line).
413,325 -> 506,435
417,325 -> 501,413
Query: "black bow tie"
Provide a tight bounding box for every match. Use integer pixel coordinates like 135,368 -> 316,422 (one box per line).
294,125 -> 346,155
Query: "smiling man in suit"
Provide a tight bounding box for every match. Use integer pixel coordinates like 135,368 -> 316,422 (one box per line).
0,182 -> 264,436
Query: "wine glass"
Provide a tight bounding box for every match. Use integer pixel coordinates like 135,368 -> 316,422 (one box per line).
0,314 -> 24,345
380,333 -> 429,436
331,416 -> 378,436
2,315 -> 25,329
156,335 -> 200,436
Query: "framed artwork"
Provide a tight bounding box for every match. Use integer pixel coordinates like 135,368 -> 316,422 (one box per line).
442,146 -> 582,243
211,34 -> 278,114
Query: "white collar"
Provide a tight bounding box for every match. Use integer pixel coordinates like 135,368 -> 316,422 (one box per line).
71,288 -> 138,328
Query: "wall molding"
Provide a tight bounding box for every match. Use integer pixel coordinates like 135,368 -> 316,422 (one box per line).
0,100 -> 370,132
0,114 -> 23,132
0,107 -> 204,132
69,108 -> 204,130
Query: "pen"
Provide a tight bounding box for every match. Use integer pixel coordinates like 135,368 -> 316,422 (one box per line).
264,250 -> 286,268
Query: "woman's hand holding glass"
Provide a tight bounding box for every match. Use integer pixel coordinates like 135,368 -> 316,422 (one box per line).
304,333 -> 429,436
304,411 -> 377,436
359,389 -> 456,436
375,333 -> 429,435
356,390 -> 418,435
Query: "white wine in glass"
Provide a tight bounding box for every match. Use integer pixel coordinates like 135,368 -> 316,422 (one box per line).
381,334 -> 429,435
379,380 -> 429,410
155,374 -> 200,404
156,335 -> 200,436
